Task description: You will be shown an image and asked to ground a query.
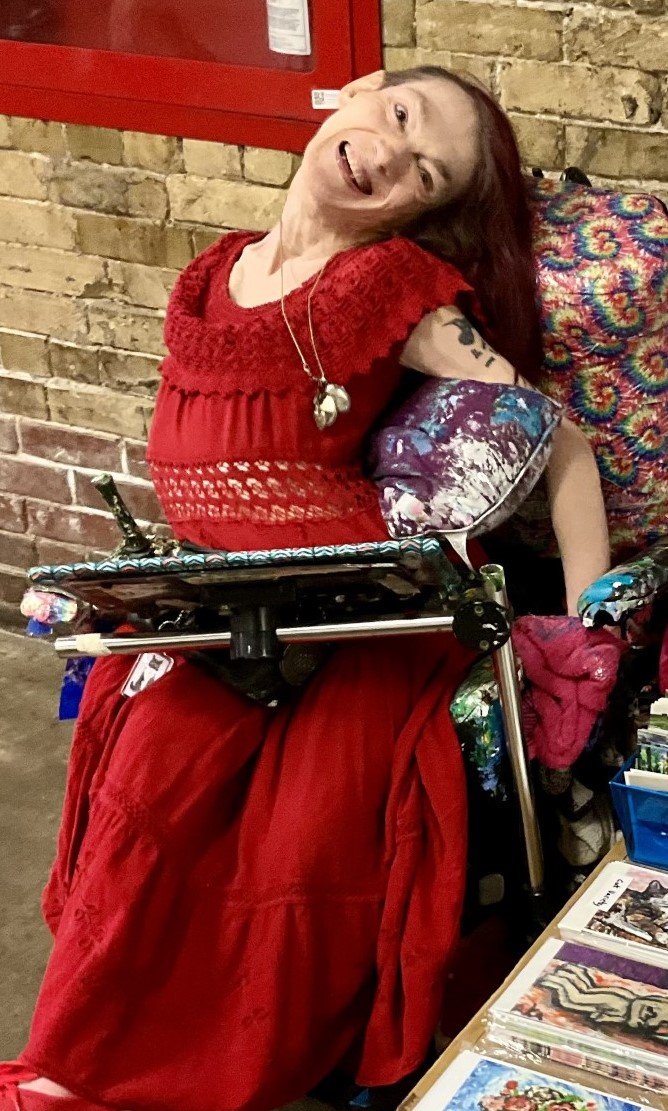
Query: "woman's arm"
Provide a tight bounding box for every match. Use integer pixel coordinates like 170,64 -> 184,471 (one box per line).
402,309 -> 610,615
401,305 -> 517,383
546,418 -> 610,616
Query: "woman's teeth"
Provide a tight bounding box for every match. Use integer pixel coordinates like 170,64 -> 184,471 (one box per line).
340,142 -> 372,195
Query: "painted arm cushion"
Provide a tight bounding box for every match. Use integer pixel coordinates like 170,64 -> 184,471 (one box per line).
368,376 -> 562,542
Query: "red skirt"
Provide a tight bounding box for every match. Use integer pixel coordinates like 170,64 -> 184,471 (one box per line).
22,635 -> 472,1111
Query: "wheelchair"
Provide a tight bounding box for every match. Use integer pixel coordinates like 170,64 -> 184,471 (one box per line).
21,174 -> 668,965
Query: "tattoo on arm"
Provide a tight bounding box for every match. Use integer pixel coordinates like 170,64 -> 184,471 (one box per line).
441,315 -> 497,369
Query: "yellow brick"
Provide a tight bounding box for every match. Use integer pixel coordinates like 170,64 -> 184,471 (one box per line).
0,330 -> 49,375
244,148 -> 297,187
123,132 -> 182,173
75,212 -> 192,268
564,125 -> 668,181
500,61 -> 661,126
182,140 -> 242,179
98,349 -> 162,395
87,301 -> 166,357
417,1 -> 562,61
49,162 -> 128,213
66,124 -> 124,165
0,198 -> 76,250
0,369 -> 48,420
566,8 -> 668,72
603,0 -> 664,11
46,378 -> 152,438
0,117 -> 10,148
167,176 -> 285,231
126,178 -> 169,220
0,244 -> 106,297
0,287 -> 87,342
382,0 -> 415,47
49,342 -> 100,385
108,261 -> 179,310
192,228 -> 224,255
383,47 -> 494,89
9,118 -> 66,157
510,115 -> 564,171
383,47 -> 420,70
0,151 -> 50,201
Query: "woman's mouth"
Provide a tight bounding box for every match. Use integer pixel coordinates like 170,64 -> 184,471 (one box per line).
337,142 -> 373,195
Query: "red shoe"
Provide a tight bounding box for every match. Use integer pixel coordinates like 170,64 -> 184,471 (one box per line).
0,1064 -> 109,1111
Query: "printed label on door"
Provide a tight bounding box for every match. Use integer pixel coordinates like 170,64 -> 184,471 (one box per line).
122,652 -> 174,698
267,0 -> 311,56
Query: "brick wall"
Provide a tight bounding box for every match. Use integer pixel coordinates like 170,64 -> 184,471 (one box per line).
0,0 -> 667,617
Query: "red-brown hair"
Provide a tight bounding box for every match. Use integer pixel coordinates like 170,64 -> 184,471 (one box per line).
384,66 -> 543,382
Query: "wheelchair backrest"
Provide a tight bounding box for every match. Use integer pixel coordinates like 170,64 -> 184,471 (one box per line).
511,178 -> 668,563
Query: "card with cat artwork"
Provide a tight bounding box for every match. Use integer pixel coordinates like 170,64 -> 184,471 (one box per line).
559,861 -> 668,968
412,1051 -> 659,1111
488,939 -> 668,1093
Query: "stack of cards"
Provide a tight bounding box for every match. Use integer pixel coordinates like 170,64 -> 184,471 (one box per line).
413,1050 -> 658,1111
624,729 -> 668,793
488,938 -> 668,1093
559,860 -> 668,968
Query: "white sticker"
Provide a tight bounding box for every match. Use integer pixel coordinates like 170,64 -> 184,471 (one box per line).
591,872 -> 632,912
267,0 -> 311,56
311,89 -> 340,111
122,652 -> 174,698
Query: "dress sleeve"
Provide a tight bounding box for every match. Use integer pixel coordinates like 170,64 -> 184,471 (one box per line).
315,236 -> 480,384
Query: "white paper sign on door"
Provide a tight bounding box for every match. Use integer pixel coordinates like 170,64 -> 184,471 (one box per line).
267,0 -> 312,56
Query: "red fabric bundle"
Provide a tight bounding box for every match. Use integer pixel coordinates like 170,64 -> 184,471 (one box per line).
513,615 -> 627,769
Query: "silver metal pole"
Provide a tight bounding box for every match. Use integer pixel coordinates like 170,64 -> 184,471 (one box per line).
480,563 -> 545,895
54,613 -> 455,659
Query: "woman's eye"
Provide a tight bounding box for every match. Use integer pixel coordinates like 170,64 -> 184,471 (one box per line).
394,104 -> 408,127
419,168 -> 433,192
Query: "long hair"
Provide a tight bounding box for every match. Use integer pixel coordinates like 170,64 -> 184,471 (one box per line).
383,66 -> 543,382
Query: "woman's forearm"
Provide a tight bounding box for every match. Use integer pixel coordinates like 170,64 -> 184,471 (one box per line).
546,419 -> 610,616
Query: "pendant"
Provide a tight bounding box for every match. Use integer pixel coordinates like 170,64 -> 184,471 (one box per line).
313,382 -> 351,431
313,390 -> 338,430
325,382 -> 351,414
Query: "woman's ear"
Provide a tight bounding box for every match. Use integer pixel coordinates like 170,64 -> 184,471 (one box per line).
339,70 -> 386,106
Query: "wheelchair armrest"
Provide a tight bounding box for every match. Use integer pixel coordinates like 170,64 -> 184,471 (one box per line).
577,536 -> 668,628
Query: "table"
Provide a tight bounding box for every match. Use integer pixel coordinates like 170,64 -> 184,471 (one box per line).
400,840 -> 668,1111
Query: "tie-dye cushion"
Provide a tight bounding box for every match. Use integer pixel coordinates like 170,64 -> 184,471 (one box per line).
369,378 -> 561,543
507,179 -> 668,562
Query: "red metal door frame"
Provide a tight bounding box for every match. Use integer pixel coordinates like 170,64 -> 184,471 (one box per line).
0,1 -> 381,151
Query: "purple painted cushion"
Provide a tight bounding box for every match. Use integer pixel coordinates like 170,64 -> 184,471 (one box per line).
369,378 -> 562,541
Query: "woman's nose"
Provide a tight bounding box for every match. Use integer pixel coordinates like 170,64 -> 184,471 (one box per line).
375,139 -> 411,179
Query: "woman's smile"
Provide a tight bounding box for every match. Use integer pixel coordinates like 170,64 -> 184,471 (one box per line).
336,141 -> 373,195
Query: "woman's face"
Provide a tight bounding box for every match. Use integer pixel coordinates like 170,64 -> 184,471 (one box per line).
299,71 -> 479,234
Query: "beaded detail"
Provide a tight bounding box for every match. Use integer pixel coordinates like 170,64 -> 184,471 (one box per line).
150,459 -> 380,527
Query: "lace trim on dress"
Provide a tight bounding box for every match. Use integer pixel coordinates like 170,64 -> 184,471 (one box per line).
160,232 -> 476,397
150,459 -> 380,526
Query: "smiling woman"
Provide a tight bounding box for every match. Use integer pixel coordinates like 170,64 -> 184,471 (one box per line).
2,63 -> 609,1111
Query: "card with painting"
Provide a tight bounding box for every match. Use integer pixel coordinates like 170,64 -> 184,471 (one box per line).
488,938 -> 668,1091
411,1051 -> 659,1111
560,860 -> 668,968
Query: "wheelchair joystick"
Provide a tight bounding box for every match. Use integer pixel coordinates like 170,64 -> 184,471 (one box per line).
91,473 -> 155,558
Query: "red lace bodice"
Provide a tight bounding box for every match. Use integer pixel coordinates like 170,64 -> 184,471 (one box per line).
147,231 -> 475,551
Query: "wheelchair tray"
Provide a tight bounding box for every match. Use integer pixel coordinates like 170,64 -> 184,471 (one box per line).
27,537 -> 462,618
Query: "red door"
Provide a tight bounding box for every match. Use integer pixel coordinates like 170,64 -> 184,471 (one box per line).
0,1 -> 381,150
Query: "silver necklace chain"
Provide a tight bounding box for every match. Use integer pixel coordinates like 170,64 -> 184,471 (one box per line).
278,216 -> 351,430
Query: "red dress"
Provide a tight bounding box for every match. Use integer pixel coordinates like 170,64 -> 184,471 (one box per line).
23,233 -> 477,1111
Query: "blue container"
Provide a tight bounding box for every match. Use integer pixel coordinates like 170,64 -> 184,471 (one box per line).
610,754 -> 668,868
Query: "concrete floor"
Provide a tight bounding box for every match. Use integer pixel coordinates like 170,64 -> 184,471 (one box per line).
0,629 -> 329,1110
0,628 -> 72,1058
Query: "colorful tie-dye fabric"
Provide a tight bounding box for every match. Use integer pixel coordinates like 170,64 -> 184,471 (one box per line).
507,179 -> 668,563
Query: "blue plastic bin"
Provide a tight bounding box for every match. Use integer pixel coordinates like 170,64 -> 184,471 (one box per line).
610,754 -> 668,869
